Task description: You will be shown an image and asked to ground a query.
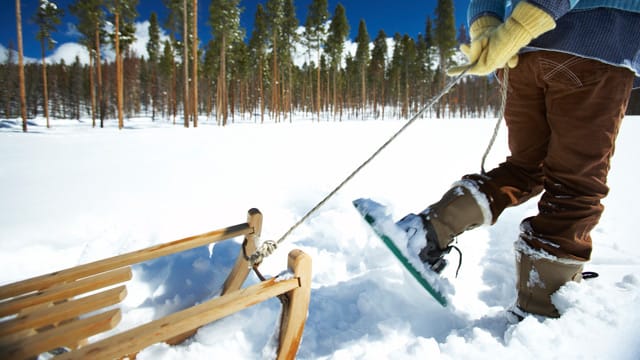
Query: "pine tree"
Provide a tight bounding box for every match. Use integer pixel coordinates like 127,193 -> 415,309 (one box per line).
400,34 -> 417,118
369,30 -> 387,119
69,0 -> 104,127
249,4 -> 268,123
191,0 -> 199,127
304,0 -> 328,121
434,0 -> 456,117
209,0 -> 243,126
388,32 -> 403,117
69,56 -> 83,120
325,3 -> 349,120
434,0 -> 456,67
15,0 -> 27,132
70,0 -> 105,127
182,0 -> 189,127
106,0 -> 138,129
159,39 -> 176,120
229,39 -> 249,121
162,0 -> 182,124
1,44 -> 17,118
457,23 -> 469,45
425,16 -> 434,48
355,19 -> 370,118
265,0 -> 284,121
279,0 -> 298,122
201,39 -> 219,118
34,0 -> 63,128
147,12 -> 160,121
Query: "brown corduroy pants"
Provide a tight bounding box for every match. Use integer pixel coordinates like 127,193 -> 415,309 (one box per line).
465,51 -> 635,261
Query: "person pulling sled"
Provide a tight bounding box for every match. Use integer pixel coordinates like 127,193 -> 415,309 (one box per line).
400,0 -> 640,318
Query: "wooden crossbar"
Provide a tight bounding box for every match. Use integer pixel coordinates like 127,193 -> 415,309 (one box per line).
55,278 -> 301,360
0,222 -> 253,300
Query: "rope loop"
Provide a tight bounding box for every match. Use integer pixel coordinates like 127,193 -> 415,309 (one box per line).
247,240 -> 278,268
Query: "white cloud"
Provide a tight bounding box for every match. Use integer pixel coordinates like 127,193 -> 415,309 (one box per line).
131,20 -> 171,60
2,20 -> 393,69
291,23 -> 396,70
0,44 -> 38,64
0,42 -> 90,66
0,21 -> 172,66
65,22 -> 82,38
45,42 -> 90,65
100,20 -> 171,62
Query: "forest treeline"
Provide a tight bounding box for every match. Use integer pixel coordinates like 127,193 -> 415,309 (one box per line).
4,0 -> 638,132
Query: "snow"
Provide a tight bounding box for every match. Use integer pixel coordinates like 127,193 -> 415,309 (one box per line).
1,115 -> 639,359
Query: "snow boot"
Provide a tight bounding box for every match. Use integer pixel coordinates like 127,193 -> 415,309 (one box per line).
396,180 -> 491,273
515,240 -> 585,318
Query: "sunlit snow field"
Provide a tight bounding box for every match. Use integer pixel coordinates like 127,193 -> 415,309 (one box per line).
1,114 -> 638,359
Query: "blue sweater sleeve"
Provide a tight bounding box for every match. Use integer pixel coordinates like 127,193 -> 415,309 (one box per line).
467,0 -> 507,25
526,0 -> 573,19
467,0 -> 574,24
467,1 -> 640,25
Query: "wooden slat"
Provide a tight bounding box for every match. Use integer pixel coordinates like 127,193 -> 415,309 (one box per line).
277,250 -> 312,360
0,309 -> 121,360
56,278 -> 301,360
166,209 -> 263,346
0,286 -> 127,338
0,223 -> 253,300
0,268 -> 131,318
222,208 -> 263,294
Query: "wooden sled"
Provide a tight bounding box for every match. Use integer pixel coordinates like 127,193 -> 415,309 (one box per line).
0,208 -> 311,359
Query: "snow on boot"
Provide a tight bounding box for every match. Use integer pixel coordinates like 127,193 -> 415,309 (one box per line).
515,239 -> 585,318
396,213 -> 449,273
396,180 -> 491,274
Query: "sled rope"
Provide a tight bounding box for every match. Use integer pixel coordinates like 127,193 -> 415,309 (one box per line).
247,67 -> 472,267
480,67 -> 509,174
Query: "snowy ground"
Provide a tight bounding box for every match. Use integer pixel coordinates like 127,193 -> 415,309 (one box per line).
1,115 -> 639,359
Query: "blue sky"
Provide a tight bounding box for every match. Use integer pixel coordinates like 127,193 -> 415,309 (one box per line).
1,0 -> 470,60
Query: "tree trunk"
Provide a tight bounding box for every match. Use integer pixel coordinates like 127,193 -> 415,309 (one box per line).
288,64 -> 293,123
381,75 -> 385,120
191,0 -> 198,127
15,0 -> 27,132
258,57 -> 264,123
183,0 -> 189,128
271,34 -> 279,122
316,48 -> 320,122
219,35 -> 227,126
360,64 -> 366,120
41,41 -> 50,128
95,26 -> 105,128
115,7 -> 124,129
89,51 -> 96,127
172,62 -> 177,124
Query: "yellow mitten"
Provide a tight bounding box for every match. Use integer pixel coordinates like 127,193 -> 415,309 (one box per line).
469,16 -> 501,40
456,16 -> 502,72
449,2 -> 556,76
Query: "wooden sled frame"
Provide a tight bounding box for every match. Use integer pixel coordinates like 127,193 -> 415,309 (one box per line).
0,208 -> 312,360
